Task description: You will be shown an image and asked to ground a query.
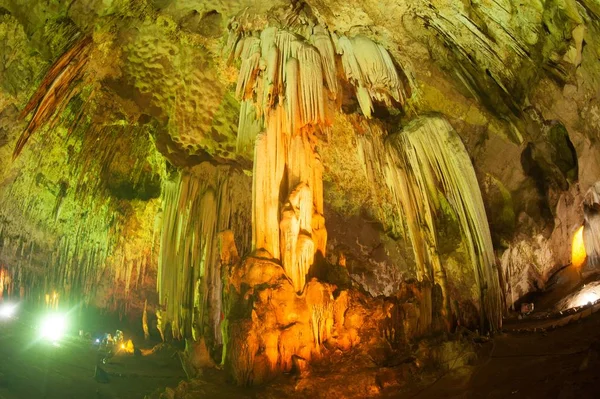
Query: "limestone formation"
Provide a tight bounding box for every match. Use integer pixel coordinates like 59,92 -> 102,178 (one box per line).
158,164 -> 250,341
384,116 -> 501,331
0,0 -> 599,392
230,18 -> 338,292
583,182 -> 600,274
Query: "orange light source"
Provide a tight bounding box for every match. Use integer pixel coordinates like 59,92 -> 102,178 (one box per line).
571,226 -> 587,267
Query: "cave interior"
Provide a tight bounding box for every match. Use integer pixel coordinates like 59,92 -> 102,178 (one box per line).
1,0 -> 600,398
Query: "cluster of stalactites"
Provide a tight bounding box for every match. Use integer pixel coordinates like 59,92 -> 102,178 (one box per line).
0,266 -> 12,299
583,182 -> 600,271
384,116 -> 501,331
0,214 -> 116,306
158,165 -> 248,342
232,24 -> 337,150
336,35 -> 406,118
232,25 -> 407,139
158,171 -> 220,342
230,23 -> 333,292
0,180 -> 158,313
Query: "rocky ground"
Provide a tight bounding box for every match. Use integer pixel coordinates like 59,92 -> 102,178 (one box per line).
146,310 -> 600,399
148,273 -> 600,399
2,283 -> 600,399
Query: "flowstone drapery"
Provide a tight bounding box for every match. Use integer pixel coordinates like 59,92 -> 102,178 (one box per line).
583,182 -> 600,274
157,164 -> 250,341
384,116 -> 502,331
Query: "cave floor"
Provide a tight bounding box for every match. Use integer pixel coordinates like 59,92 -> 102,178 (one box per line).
156,311 -> 600,399
0,315 -> 184,399
403,311 -> 600,399
1,311 -> 599,399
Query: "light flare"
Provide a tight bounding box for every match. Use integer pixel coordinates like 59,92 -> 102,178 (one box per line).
0,303 -> 17,318
40,313 -> 68,342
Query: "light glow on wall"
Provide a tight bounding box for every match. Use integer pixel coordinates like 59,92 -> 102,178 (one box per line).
571,225 -> 587,268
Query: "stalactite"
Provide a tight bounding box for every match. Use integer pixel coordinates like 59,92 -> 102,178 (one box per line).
354,118 -> 406,237
297,45 -> 326,126
384,116 -> 501,331
230,19 -> 335,292
235,37 -> 261,100
0,266 -> 10,300
158,164 -> 250,341
14,36 -> 92,158
337,35 -> 406,118
583,182 -> 600,271
310,25 -> 338,98
251,107 -> 287,260
237,100 -> 262,154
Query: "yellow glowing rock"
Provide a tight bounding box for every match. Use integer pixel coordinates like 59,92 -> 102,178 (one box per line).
571,225 -> 587,267
121,339 -> 135,354
233,24 -> 333,292
263,331 -> 280,371
241,258 -> 286,287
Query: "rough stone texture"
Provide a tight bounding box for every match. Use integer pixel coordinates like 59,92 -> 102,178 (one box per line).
224,255 -> 439,385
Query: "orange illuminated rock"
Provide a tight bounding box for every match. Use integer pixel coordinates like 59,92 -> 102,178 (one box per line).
223,255 -> 436,386
572,225 -> 587,268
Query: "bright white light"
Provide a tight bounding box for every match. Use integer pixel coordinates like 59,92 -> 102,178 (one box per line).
561,282 -> 600,310
0,303 -> 16,319
567,286 -> 600,308
40,314 -> 67,342
579,292 -> 599,306
95,338 -> 100,343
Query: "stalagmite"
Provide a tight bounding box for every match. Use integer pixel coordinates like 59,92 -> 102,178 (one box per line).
280,203 -> 301,290
385,116 -> 502,331
308,295 -> 333,348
